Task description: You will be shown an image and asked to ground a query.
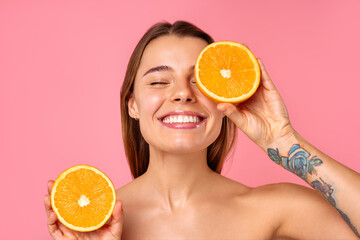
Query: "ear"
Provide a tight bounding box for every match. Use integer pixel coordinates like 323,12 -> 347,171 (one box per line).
128,94 -> 139,119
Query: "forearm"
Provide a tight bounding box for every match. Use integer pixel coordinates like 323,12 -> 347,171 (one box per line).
266,130 -> 360,238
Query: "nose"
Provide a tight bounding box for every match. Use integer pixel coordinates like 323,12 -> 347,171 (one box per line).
171,79 -> 196,104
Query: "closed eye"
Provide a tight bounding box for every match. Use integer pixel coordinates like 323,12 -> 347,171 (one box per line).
150,82 -> 168,85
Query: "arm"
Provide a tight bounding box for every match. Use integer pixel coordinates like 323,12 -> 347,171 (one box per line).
217,57 -> 360,238
267,131 -> 360,237
264,182 -> 358,239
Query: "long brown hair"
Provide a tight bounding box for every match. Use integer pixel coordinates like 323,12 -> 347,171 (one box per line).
120,21 -> 237,178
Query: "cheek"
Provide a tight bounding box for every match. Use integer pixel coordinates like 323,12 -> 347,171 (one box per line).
203,98 -> 225,143
137,90 -> 165,146
199,93 -> 224,120
209,115 -> 224,144
137,90 -> 164,118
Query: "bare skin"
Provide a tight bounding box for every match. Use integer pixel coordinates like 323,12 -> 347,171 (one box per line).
44,35 -> 359,239
117,174 -> 354,240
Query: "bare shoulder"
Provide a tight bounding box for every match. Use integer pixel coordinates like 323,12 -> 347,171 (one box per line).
208,172 -> 251,195
246,182 -> 330,219
251,182 -> 337,216
210,174 -> 312,203
250,182 -> 357,239
115,177 -> 142,202
249,182 -> 319,200
250,182 -> 336,215
225,181 -> 357,239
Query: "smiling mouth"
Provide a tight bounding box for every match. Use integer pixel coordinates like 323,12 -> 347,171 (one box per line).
161,115 -> 204,124
158,112 -> 207,129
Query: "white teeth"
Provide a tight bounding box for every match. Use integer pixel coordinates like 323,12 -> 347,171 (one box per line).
162,115 -> 201,124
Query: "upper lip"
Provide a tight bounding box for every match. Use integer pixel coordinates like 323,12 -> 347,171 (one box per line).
158,110 -> 207,121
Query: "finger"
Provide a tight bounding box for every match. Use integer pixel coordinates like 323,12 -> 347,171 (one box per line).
44,194 -> 52,218
108,200 -> 124,236
257,58 -> 277,91
109,200 -> 123,226
217,103 -> 247,130
48,180 -> 54,195
47,211 -> 65,239
45,193 -> 64,239
47,211 -> 59,233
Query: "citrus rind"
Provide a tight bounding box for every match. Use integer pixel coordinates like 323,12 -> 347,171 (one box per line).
50,164 -> 116,232
195,41 -> 261,103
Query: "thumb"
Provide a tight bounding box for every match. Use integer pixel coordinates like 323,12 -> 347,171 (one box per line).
108,200 -> 124,237
217,103 -> 247,130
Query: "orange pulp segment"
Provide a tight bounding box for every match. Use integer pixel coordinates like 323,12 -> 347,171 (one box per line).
195,41 -> 260,103
50,164 -> 116,232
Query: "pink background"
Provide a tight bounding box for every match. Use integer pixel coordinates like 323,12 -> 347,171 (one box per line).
1,0 -> 359,239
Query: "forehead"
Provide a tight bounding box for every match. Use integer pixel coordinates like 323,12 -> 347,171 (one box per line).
137,35 -> 208,75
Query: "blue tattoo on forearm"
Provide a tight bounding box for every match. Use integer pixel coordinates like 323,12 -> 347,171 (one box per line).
267,144 -> 360,238
267,144 -> 322,180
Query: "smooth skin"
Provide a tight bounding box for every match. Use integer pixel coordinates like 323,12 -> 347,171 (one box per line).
44,35 -> 359,239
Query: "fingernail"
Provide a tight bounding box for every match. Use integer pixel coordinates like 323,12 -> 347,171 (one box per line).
217,104 -> 226,112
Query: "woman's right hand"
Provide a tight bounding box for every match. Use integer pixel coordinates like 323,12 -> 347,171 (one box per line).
44,180 -> 123,240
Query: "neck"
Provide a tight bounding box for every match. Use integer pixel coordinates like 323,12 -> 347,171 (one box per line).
141,146 -> 214,211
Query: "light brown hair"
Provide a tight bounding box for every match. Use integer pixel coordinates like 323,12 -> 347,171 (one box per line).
120,21 -> 237,178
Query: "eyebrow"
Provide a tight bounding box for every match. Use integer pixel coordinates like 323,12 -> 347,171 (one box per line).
143,65 -> 174,77
142,65 -> 195,78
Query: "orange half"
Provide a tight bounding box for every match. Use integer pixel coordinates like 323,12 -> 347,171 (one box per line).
195,41 -> 260,103
50,165 -> 116,232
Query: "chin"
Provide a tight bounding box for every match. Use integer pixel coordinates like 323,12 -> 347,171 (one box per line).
162,139 -> 209,154
145,133 -> 219,155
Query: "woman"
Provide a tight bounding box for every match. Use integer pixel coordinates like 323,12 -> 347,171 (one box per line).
44,21 -> 360,239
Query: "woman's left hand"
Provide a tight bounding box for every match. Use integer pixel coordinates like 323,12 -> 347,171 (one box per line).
217,57 -> 295,150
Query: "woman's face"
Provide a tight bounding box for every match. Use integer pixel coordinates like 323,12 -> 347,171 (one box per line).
128,35 -> 224,154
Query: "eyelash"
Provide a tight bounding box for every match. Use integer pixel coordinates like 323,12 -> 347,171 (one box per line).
149,79 -> 196,86
150,82 -> 168,85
